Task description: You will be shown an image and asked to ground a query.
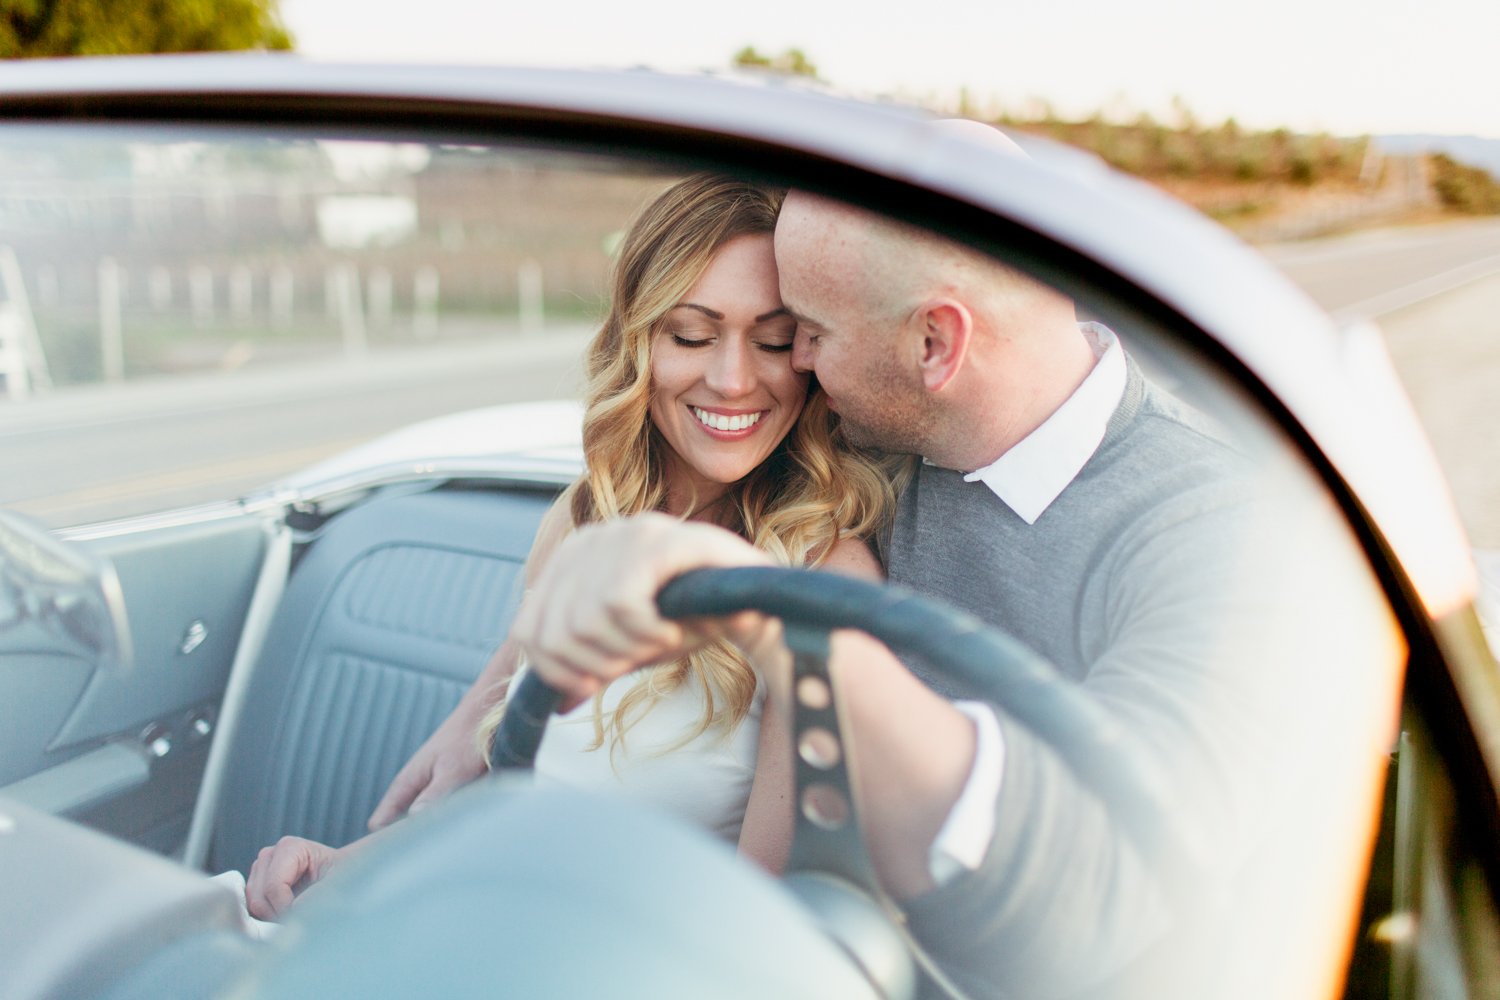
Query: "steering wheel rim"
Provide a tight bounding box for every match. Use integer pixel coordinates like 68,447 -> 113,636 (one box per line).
490,565 -> 1204,899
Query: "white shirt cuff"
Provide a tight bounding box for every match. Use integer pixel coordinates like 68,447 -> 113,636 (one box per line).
928,701 -> 1005,886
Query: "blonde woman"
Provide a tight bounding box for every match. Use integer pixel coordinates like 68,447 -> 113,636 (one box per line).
244,175 -> 898,920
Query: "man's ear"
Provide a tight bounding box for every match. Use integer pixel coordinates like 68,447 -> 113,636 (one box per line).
916,299 -> 972,393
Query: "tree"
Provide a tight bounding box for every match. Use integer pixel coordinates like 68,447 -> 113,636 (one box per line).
732,45 -> 818,79
1,0 -> 292,58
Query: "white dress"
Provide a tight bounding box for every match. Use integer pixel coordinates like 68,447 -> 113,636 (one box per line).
523,666 -> 765,842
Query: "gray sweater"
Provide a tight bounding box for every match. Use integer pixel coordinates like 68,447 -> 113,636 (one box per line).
887,360 -> 1288,997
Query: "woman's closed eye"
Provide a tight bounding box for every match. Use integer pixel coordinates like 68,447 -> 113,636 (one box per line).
666,320 -> 715,347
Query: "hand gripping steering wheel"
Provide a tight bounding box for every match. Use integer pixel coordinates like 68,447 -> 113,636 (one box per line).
489,567 -> 1203,998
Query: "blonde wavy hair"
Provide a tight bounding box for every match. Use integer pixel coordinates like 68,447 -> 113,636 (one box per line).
478,174 -> 902,759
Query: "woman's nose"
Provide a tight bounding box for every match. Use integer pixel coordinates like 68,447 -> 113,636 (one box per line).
705,341 -> 756,397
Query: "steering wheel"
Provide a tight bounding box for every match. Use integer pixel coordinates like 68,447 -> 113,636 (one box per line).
489,566 -> 1202,997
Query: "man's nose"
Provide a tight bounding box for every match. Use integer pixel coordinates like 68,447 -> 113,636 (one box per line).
706,341 -> 756,396
791,333 -> 815,373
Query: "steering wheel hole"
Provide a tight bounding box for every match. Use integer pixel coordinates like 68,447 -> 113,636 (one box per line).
801,783 -> 852,831
797,675 -> 832,710
798,727 -> 843,769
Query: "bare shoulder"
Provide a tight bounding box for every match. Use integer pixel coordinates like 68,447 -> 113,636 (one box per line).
818,536 -> 884,581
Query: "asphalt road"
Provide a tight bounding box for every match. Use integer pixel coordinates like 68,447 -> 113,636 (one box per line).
4,217 -> 1500,540
0,326 -> 592,527
1265,218 -> 1500,547
1261,217 -> 1500,319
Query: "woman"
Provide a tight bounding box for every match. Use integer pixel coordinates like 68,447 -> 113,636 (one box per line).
244,174 -> 897,920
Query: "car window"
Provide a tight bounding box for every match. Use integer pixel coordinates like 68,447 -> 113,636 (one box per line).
0,123 -> 1407,999
0,127 -> 660,526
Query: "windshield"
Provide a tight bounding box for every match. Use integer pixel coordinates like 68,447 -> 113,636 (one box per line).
0,122 -> 1406,1000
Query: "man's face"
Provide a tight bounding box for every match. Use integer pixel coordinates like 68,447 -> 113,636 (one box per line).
774,196 -> 930,455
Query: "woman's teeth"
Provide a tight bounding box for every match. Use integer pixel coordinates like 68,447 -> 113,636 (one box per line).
692,407 -> 763,432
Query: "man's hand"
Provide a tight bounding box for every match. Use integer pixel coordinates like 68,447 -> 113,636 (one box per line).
512,513 -> 772,704
368,697 -> 489,831
245,836 -> 346,920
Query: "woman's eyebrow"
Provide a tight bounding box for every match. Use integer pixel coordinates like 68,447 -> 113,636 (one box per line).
673,304 -> 791,324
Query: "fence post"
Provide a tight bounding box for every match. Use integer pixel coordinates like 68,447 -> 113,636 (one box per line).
333,263 -> 367,357
518,259 -> 543,337
190,265 -> 215,328
99,257 -> 125,384
413,265 -> 439,339
367,266 -> 393,331
270,266 -> 294,329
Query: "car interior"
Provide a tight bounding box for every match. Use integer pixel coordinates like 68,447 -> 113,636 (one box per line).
1,107 -> 1495,1000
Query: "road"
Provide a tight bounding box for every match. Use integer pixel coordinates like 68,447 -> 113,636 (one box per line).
0,326 -> 592,527
1261,217 -> 1500,319
1264,218 -> 1500,547
4,218 -> 1500,540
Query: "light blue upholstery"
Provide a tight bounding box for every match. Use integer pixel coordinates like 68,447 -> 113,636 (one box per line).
208,485 -> 553,875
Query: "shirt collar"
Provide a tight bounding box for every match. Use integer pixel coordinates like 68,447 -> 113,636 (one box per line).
956,322 -> 1126,524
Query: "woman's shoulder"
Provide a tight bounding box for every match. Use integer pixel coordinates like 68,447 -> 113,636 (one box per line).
816,535 -> 884,581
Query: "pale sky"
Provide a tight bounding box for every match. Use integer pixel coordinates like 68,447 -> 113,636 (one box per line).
281,0 -> 1499,139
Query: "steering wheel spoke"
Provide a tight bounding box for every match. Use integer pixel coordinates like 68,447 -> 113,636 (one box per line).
781,621 -> 881,894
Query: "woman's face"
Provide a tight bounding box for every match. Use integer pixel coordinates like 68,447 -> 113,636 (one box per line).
649,232 -> 808,514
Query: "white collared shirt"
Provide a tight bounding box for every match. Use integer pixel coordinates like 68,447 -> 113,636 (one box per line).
927,322 -> 1126,883
960,322 -> 1126,524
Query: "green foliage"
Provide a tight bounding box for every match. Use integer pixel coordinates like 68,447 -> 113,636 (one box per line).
1233,156 -> 1265,181
1431,153 -> 1500,214
1000,105 -> 1367,189
731,44 -> 770,68
988,97 -> 1500,227
732,45 -> 818,79
1,0 -> 292,58
1206,199 -> 1266,222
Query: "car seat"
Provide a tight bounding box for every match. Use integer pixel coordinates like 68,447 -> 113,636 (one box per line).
205,484 -> 553,875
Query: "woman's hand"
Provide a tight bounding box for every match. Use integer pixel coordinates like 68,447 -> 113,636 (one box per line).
245,835 -> 347,920
511,513 -> 772,707
368,652 -> 510,830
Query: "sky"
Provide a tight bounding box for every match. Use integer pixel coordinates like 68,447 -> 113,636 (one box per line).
280,0 -> 1500,139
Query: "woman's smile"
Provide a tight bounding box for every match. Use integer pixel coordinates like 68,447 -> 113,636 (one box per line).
690,406 -> 769,436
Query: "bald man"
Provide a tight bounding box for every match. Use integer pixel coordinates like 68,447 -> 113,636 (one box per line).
367,171 -> 1395,997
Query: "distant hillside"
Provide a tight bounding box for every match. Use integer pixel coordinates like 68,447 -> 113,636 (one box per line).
998,114 -> 1500,241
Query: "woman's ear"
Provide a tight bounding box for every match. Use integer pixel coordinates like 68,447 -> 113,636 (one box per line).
916,299 -> 972,393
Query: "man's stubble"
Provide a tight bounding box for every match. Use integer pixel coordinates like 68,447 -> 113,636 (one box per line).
831,347 -> 934,458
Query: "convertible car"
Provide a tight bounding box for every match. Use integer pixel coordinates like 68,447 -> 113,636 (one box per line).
1,55 -> 1497,1000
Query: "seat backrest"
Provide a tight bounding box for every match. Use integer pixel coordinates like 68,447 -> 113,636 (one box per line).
207,485 -> 552,875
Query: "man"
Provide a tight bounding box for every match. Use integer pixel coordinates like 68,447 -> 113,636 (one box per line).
370,140 -> 1399,998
